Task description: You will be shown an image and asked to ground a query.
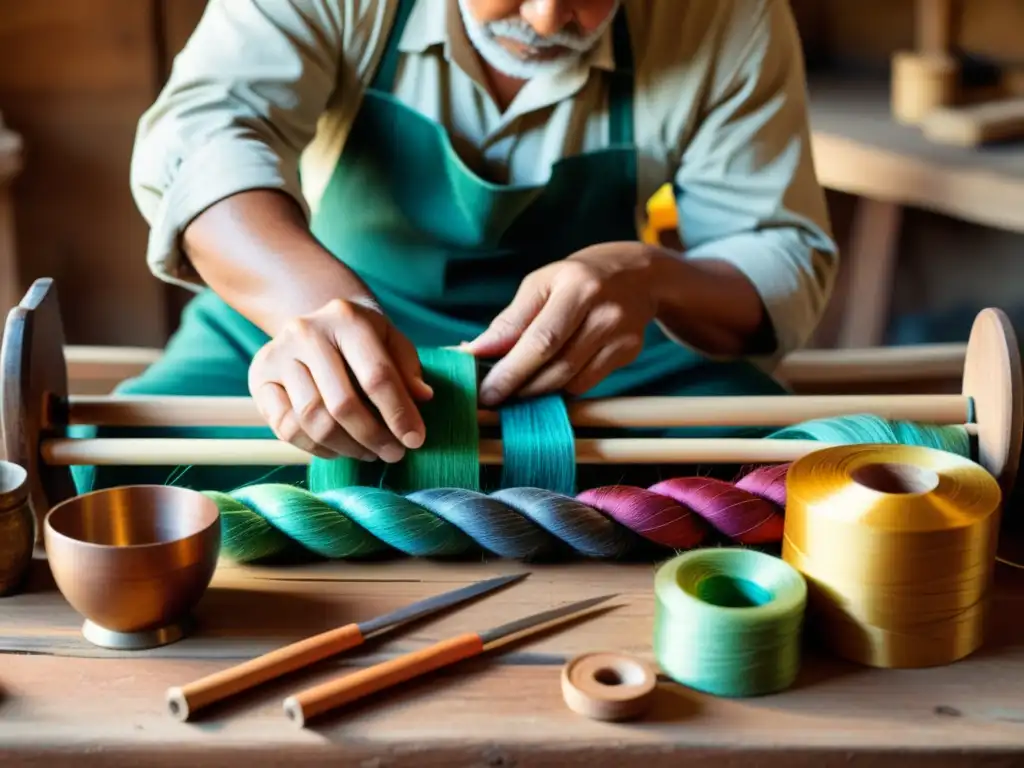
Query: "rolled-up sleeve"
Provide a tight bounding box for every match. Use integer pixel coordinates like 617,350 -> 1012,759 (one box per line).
672,0 -> 838,358
130,0 -> 344,289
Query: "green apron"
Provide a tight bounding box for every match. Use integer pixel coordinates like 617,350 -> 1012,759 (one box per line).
72,0 -> 785,496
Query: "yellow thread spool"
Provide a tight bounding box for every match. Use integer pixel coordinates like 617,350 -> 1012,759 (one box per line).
782,444 -> 1002,669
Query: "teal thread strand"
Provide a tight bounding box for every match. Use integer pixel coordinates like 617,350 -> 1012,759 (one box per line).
500,394 -> 576,495
318,486 -> 477,556
307,347 -> 479,494
767,414 -> 972,456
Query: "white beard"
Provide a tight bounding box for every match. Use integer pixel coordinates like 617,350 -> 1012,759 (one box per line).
457,0 -> 620,80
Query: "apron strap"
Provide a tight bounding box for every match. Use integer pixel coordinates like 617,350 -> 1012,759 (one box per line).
371,0 -> 418,92
608,7 -> 635,146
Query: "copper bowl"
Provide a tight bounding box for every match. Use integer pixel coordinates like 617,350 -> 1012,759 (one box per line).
43,485 -> 221,650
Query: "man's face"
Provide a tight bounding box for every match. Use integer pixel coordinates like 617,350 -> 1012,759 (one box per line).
459,0 -> 620,80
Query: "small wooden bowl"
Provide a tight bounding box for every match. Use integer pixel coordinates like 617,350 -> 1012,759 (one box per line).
43,485 -> 221,650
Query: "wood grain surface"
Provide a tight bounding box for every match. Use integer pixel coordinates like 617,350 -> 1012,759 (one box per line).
1,554 -> 1023,766
808,75 -> 1024,234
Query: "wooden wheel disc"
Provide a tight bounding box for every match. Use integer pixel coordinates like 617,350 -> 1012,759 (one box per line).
962,307 -> 1023,501
1,278 -> 77,543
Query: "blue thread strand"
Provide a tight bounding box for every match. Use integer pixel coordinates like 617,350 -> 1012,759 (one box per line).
489,487 -> 642,558
406,488 -> 559,559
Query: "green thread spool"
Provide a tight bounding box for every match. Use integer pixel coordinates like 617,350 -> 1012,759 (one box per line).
653,548 -> 807,697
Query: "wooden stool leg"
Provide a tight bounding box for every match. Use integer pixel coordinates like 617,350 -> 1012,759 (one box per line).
837,198 -> 904,349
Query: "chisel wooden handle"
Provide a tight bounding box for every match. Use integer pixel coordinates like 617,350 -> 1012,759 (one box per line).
166,623 -> 365,721
283,632 -> 485,727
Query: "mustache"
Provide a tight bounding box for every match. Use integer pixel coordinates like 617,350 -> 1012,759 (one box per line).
484,18 -> 594,51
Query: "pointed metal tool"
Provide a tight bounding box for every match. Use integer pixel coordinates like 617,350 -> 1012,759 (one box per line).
166,572 -> 529,721
283,593 -> 618,727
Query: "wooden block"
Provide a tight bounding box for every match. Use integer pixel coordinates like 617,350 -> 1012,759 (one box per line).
890,51 -> 959,125
921,98 -> 1024,146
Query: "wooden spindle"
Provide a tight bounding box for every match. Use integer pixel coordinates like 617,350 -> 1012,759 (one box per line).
60,393 -> 971,430
40,437 -> 832,467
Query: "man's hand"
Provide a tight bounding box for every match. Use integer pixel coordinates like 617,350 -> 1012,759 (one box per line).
463,242 -> 667,406
248,298 -> 434,462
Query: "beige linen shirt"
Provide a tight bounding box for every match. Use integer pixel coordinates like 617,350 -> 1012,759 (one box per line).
130,0 -> 838,358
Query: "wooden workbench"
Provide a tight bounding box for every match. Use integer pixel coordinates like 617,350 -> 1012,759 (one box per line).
806,73 -> 1024,349
809,74 -> 1024,235
2,552 -> 1024,766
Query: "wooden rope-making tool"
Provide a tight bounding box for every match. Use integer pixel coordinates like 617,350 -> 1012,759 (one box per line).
3,277 -> 1022,546
3,277 -> 1023,726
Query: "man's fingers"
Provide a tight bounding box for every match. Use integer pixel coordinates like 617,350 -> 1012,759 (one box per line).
252,380 -> 293,439
516,315 -> 607,398
478,290 -> 587,406
565,334 -> 644,396
462,281 -> 548,358
388,330 -> 434,404
295,336 -> 384,461
278,361 -> 355,458
340,323 -> 426,453
262,369 -> 339,459
305,346 -> 407,463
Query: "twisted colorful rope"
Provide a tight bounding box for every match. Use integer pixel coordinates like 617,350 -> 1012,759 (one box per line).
173,350 -> 976,564
206,463 -> 790,563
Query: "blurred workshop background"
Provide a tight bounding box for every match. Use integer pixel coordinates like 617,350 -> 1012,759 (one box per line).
1,0 -> 1022,353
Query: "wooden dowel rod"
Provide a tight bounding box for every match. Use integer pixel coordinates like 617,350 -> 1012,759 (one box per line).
40,437 -> 836,467
773,343 -> 965,383
63,343 -> 970,386
61,394 -> 971,430
916,0 -> 955,54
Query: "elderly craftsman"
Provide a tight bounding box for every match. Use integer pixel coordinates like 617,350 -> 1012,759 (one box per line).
75,0 -> 838,494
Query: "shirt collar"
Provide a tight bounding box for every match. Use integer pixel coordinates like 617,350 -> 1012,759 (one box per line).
398,0 -> 448,53
397,0 -> 618,72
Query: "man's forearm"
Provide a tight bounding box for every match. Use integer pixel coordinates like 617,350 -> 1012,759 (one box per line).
182,189 -> 375,337
648,246 -> 776,357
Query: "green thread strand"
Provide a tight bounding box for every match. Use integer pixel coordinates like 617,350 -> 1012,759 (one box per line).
307,347 -> 480,494
390,347 -> 480,491
229,484 -> 390,559
500,394 -> 576,495
205,490 -> 298,563
653,548 -> 807,697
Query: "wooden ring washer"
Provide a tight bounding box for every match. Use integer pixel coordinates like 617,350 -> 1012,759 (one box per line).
561,651 -> 657,721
